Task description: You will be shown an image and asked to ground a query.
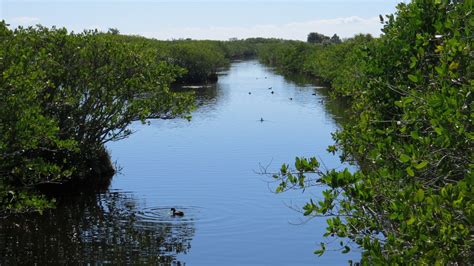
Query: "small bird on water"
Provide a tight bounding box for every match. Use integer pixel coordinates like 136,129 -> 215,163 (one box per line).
271,91 -> 274,94
260,117 -> 264,122
171,208 -> 184,216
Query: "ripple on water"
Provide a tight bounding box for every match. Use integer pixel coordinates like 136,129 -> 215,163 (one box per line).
135,206 -> 201,225
129,190 -> 283,239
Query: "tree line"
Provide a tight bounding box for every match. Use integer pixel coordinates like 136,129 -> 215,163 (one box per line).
264,0 -> 472,264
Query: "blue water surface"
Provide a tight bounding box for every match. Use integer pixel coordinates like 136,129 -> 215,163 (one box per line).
106,60 -> 358,265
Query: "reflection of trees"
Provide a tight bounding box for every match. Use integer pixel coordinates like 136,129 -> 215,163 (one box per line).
193,84 -> 219,108
280,71 -> 351,126
0,192 -> 194,265
173,83 -> 220,111
316,87 -> 351,126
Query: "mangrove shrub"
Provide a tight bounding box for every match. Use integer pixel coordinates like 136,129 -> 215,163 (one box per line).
270,0 -> 473,264
0,23 -> 194,213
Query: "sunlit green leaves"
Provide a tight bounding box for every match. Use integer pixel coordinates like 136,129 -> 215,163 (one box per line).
406,167 -> 415,177
0,22 -> 212,214
414,161 -> 428,170
260,0 -> 472,264
415,189 -> 425,202
408,74 -> 419,83
314,242 -> 326,257
400,154 -> 411,163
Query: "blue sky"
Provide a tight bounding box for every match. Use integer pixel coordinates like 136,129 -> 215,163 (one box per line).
1,1 -> 403,40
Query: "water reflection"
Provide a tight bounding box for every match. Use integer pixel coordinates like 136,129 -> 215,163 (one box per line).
0,60 -> 357,265
108,60 -> 357,264
173,71 -> 230,115
319,90 -> 351,126
0,191 -> 194,265
275,70 -> 351,126
176,84 -> 220,109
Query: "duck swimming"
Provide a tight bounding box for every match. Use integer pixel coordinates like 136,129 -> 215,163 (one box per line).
171,208 -> 184,216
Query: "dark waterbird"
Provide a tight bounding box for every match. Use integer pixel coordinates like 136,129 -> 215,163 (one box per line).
171,208 -> 184,216
260,117 -> 264,122
271,91 -> 274,94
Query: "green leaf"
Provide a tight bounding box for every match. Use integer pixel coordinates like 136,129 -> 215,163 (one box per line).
342,246 -> 351,254
453,197 -> 463,208
409,56 -> 417,68
314,242 -> 326,257
414,161 -> 428,170
441,187 -> 448,198
314,249 -> 324,257
435,66 -> 444,75
280,164 -> 287,174
407,217 -> 416,225
406,167 -> 415,177
403,97 -> 414,105
399,154 -> 411,163
408,74 -> 418,83
415,189 -> 425,202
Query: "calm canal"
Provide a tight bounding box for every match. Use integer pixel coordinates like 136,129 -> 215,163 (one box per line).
1,60 -> 358,265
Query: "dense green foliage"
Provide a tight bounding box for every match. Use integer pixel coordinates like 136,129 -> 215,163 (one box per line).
258,34 -> 373,96
307,32 -> 342,44
258,41 -> 313,73
0,23 -> 202,214
219,38 -> 277,59
0,22 -> 270,215
268,0 -> 473,264
100,34 -> 231,83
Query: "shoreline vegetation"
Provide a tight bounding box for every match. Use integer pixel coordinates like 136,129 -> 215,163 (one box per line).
0,0 -> 472,264
0,24 -> 264,217
262,1 -> 472,264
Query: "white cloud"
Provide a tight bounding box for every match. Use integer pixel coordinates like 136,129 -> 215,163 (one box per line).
135,16 -> 382,41
11,16 -> 40,25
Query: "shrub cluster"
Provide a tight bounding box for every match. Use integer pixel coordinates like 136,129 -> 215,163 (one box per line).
268,0 -> 473,263
0,24 -> 200,213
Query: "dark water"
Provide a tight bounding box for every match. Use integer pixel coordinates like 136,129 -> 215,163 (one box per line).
0,60 -> 357,265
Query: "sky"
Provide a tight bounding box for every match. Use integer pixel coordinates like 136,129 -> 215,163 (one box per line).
0,0 -> 404,40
